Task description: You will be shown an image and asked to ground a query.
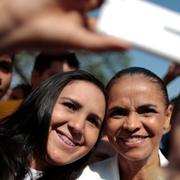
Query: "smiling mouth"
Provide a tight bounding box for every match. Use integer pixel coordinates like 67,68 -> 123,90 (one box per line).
57,131 -> 80,148
119,135 -> 150,143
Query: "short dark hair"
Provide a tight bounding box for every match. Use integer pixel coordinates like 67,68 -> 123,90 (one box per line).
107,67 -> 170,108
0,70 -> 106,180
0,53 -> 15,61
33,52 -> 79,74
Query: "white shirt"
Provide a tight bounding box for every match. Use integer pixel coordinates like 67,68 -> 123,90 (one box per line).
24,168 -> 43,180
77,150 -> 168,180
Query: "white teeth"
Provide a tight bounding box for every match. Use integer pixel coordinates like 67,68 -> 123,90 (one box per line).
59,134 -> 76,146
121,136 -> 147,142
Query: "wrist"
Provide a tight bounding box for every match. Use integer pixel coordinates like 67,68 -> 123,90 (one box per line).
163,74 -> 175,85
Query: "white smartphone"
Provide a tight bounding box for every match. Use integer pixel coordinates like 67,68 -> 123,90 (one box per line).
97,0 -> 180,63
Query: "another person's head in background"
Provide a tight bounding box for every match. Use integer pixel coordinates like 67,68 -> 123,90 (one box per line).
160,94 -> 180,158
158,95 -> 180,180
168,95 -> 180,172
31,52 -> 79,88
0,53 -> 14,100
10,84 -> 32,100
0,70 -> 106,179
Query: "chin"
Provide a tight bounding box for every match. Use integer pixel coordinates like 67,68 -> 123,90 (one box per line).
46,158 -> 63,166
46,152 -> 82,166
120,150 -> 152,162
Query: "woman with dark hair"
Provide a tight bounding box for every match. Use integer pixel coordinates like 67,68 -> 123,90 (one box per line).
78,67 -> 173,180
0,70 -> 106,180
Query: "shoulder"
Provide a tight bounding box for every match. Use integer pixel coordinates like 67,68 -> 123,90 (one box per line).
24,168 -> 43,180
0,100 -> 22,119
77,155 -> 119,180
159,150 -> 169,167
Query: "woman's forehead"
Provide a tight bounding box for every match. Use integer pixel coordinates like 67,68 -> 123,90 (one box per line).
110,74 -> 161,89
108,74 -> 165,104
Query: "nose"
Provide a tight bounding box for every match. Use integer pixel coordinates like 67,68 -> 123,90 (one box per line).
123,112 -> 141,132
68,115 -> 86,142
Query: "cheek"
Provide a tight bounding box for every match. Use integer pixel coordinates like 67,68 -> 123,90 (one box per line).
85,127 -> 100,148
45,131 -> 61,165
145,118 -> 165,136
51,107 -> 66,125
143,118 -> 165,148
2,75 -> 11,85
106,118 -> 123,137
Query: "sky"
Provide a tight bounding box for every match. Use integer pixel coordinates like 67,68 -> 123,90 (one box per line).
92,0 -> 180,100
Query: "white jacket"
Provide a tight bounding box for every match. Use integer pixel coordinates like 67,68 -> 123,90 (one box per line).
77,150 -> 168,180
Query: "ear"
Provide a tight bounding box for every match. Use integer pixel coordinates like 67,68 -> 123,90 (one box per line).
163,104 -> 173,134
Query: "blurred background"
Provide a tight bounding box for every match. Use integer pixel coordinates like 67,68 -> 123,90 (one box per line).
11,0 -> 180,100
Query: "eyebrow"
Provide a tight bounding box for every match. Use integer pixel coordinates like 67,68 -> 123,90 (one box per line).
108,104 -> 158,112
107,106 -> 127,114
138,104 -> 158,109
108,106 -> 125,111
60,97 -> 81,108
0,61 -> 12,64
60,97 -> 103,122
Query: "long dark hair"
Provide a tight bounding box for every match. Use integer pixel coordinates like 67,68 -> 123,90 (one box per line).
0,70 -> 106,180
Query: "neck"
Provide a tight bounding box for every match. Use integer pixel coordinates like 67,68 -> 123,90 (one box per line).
118,151 -> 160,180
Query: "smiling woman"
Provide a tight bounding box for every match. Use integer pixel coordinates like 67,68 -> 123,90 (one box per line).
78,67 -> 173,180
0,70 -> 106,180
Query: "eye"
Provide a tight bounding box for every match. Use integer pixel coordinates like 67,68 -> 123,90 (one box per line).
63,102 -> 77,111
108,107 -> 128,118
138,106 -> 157,116
87,114 -> 101,128
0,61 -> 12,73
